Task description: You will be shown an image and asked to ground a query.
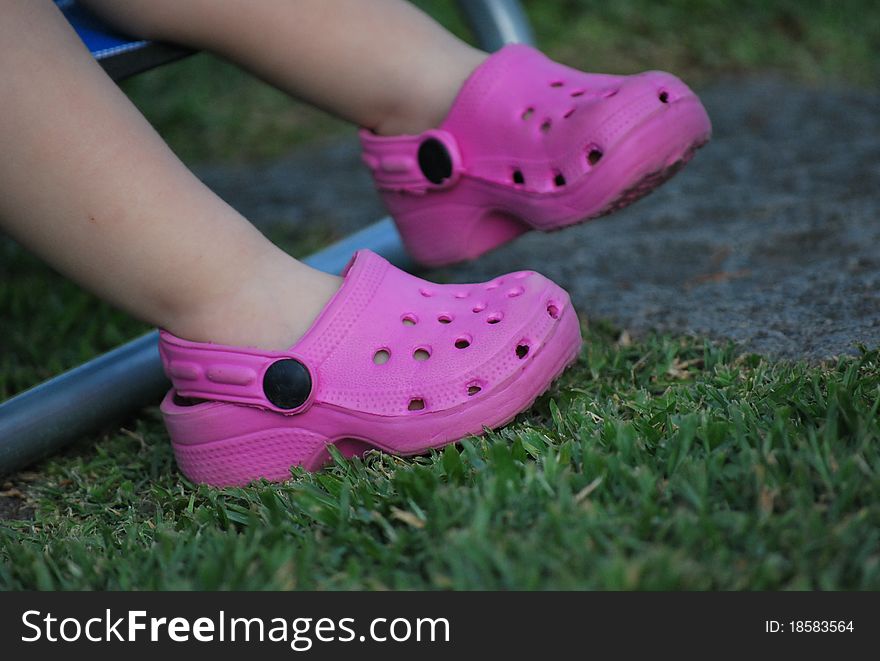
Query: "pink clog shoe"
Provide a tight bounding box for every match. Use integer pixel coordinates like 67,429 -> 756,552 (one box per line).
361,44 -> 712,267
158,250 -> 582,486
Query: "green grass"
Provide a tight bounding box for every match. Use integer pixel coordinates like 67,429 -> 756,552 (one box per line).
524,0 -> 880,86
2,0 -> 880,589
2,328 -> 878,589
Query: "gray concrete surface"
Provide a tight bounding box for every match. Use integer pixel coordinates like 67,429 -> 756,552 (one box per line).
198,77 -> 880,360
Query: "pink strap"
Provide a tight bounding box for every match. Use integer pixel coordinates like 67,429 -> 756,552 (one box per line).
158,332 -> 315,414
359,128 -> 462,193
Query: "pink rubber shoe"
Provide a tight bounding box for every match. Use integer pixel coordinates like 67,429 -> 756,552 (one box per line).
158,250 -> 582,486
361,44 -> 712,267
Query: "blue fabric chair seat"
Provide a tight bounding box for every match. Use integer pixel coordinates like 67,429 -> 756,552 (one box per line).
55,0 -> 191,80
56,0 -> 148,61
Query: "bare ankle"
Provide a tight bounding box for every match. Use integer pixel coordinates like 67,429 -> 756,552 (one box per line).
371,48 -> 487,136
164,255 -> 341,351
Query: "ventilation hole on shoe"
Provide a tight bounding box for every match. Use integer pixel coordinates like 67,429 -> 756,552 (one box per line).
521,107 -> 535,121
554,172 -> 567,187
550,80 -> 564,88
437,314 -> 453,324
373,349 -> 391,365
413,348 -> 431,361
603,88 -> 619,98
487,313 -> 503,324
570,89 -> 585,97
467,384 -> 482,396
454,336 -> 471,349
516,343 -> 530,359
472,302 -> 487,313
408,398 -> 425,411
563,108 -> 576,119
485,280 -> 502,291
658,90 -> 669,103
512,169 -> 525,185
588,149 -> 603,166
454,291 -> 469,299
541,119 -> 552,132
401,313 -> 418,326
513,271 -> 533,280
547,302 -> 560,319
419,288 -> 434,297
507,286 -> 525,298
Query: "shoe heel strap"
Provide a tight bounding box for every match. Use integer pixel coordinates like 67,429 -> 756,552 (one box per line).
359,128 -> 462,193
159,331 -> 316,415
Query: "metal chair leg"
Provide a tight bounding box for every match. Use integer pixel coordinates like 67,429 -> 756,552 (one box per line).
455,0 -> 535,51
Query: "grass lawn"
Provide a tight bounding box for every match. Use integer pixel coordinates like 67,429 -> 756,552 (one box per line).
2,321 -> 879,589
1,0 -> 879,589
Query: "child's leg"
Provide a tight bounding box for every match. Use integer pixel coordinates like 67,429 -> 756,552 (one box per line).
2,1 -> 587,485
81,0 -> 711,270
0,0 -> 340,351
80,0 -> 487,136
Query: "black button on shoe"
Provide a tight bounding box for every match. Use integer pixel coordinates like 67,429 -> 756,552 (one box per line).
418,137 -> 453,185
263,359 -> 312,410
